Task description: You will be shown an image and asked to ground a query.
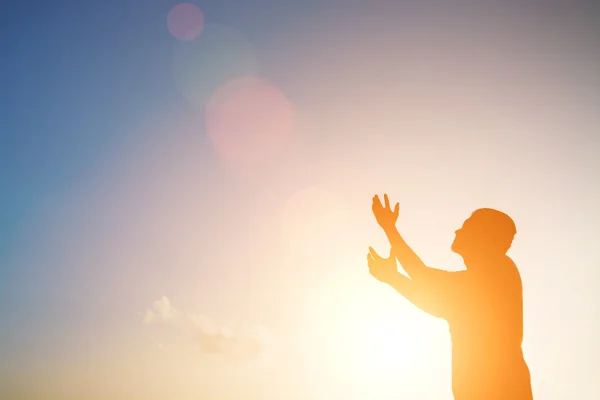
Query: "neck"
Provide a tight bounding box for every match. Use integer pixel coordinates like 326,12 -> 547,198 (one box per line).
461,251 -> 505,271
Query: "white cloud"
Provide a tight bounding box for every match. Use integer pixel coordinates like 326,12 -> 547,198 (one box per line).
143,296 -> 180,323
143,296 -> 272,360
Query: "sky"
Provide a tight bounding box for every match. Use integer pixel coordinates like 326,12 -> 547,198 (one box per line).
1,0 -> 600,399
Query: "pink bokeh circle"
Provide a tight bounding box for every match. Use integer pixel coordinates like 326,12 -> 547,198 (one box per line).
205,76 -> 294,164
167,3 -> 204,41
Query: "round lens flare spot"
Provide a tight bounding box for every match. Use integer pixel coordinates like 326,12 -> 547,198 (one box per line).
167,3 -> 205,41
206,77 -> 293,164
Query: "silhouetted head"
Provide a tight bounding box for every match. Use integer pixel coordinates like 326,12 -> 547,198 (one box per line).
451,208 -> 516,260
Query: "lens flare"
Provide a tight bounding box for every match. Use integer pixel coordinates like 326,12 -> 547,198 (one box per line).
167,3 -> 204,41
172,24 -> 259,107
205,76 -> 293,164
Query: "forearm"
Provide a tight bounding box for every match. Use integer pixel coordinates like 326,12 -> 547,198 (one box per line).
384,226 -> 429,280
386,271 -> 446,319
386,271 -> 415,298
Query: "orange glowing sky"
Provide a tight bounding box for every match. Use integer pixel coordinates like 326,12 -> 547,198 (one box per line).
2,2 -> 599,399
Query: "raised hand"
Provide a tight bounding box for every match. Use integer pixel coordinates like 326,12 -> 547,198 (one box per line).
372,194 -> 399,231
367,246 -> 398,283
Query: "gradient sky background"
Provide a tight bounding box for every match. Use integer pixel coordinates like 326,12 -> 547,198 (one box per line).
1,1 -> 600,399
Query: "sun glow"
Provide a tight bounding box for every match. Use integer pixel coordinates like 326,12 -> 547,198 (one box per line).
303,272 -> 448,397
337,301 -> 437,374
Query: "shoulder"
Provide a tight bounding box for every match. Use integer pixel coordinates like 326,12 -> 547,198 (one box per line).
491,256 -> 523,295
503,256 -> 522,282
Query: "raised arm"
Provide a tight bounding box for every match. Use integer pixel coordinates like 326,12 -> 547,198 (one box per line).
372,194 -> 442,282
367,247 -> 452,319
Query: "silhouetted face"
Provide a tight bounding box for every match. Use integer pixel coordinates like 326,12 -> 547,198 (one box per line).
451,209 -> 516,259
451,217 -> 477,256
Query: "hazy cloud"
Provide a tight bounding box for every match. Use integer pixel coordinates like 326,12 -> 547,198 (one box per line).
144,296 -> 271,360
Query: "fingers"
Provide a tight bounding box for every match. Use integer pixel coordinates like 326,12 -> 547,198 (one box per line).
384,193 -> 390,209
367,253 -> 376,271
369,247 -> 386,262
372,194 -> 382,209
393,202 -> 399,217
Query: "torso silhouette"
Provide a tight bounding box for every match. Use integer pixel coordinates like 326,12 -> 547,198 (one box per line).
427,256 -> 533,400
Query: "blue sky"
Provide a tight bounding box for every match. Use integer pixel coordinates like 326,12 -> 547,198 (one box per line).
2,1 -> 600,399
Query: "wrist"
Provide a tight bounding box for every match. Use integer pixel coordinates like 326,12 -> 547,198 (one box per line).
383,271 -> 401,285
383,224 -> 400,238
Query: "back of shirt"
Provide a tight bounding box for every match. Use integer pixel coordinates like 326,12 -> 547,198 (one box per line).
446,257 -> 533,400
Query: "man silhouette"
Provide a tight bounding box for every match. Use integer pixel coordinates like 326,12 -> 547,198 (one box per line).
367,194 -> 533,400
